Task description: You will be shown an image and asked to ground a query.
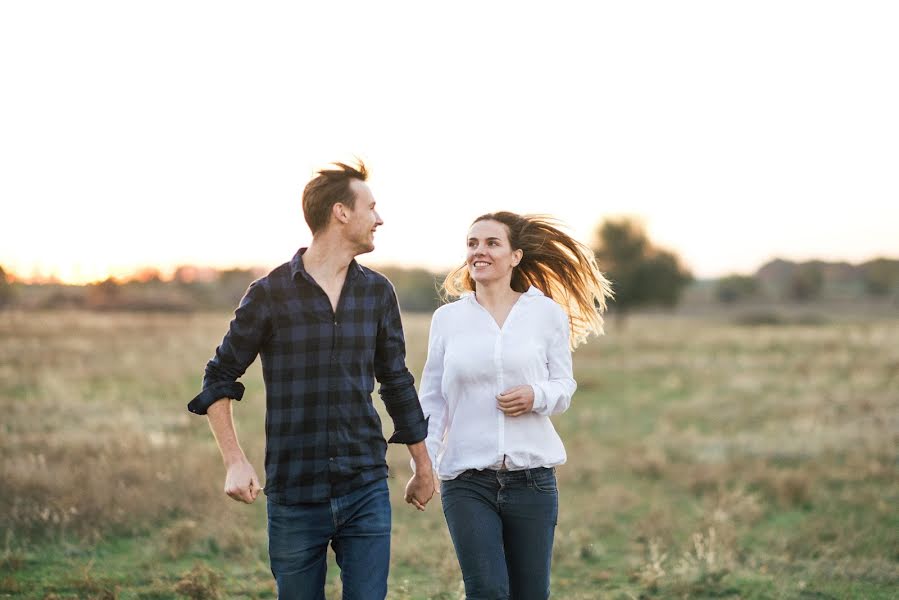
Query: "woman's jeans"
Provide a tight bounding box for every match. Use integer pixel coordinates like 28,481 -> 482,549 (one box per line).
441,467 -> 559,600
266,478 -> 391,600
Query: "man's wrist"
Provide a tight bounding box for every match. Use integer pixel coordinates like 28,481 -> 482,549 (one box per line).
416,467 -> 434,479
413,458 -> 433,469
223,451 -> 248,468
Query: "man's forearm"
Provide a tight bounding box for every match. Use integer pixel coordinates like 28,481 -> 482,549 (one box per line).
206,398 -> 247,466
406,440 -> 432,471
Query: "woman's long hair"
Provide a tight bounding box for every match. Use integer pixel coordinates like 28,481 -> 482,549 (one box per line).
443,212 -> 613,349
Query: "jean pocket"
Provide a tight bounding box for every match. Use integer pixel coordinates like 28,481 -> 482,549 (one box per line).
530,469 -> 557,494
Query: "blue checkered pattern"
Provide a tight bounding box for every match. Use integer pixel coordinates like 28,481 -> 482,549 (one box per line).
188,248 -> 428,504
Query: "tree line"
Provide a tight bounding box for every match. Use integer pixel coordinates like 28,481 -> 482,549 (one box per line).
2,218 -> 897,313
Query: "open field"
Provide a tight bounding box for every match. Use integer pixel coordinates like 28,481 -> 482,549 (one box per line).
1,308 -> 897,599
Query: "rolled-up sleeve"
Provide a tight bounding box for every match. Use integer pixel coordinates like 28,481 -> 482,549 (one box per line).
374,282 -> 428,444
187,279 -> 271,415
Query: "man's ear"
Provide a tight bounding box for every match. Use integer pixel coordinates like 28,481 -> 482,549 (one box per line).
332,202 -> 350,224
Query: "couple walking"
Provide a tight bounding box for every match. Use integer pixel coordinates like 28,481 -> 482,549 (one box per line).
188,161 -> 612,599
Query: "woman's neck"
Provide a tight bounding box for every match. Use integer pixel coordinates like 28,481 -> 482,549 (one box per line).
474,279 -> 521,310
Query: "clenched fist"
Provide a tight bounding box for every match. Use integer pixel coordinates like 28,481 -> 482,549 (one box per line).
224,458 -> 262,504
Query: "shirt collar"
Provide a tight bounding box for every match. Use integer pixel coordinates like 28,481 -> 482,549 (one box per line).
290,247 -> 366,281
464,285 -> 544,302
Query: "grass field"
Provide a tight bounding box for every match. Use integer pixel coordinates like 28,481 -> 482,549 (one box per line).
1,308 -> 897,599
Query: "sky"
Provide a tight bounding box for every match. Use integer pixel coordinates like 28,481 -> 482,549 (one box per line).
2,1 -> 897,284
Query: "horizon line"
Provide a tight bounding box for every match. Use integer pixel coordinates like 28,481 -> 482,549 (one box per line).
5,254 -> 899,287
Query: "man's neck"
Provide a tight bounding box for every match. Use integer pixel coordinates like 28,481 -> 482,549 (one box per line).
303,236 -> 356,282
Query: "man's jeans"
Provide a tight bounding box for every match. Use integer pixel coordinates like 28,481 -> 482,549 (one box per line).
267,478 -> 391,600
441,467 -> 558,600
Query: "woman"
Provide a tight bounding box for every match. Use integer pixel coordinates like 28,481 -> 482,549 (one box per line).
407,212 -> 612,599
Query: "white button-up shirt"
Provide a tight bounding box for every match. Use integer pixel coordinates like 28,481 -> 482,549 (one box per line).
417,285 -> 577,480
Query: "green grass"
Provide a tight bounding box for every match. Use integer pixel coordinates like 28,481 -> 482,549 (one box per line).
1,309 -> 897,598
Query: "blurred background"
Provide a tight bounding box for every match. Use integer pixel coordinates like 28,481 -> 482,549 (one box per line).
1,1 -> 897,599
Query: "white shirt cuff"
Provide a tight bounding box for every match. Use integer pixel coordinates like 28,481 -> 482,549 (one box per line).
531,382 -> 548,414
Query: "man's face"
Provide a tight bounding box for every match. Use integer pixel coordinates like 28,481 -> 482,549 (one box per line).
344,179 -> 383,255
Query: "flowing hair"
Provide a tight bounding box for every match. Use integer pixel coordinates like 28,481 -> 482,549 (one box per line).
443,212 -> 613,349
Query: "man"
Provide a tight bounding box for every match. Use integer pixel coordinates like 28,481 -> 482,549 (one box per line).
187,161 -> 435,600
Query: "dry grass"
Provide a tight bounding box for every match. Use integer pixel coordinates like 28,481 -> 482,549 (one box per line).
0,311 -> 258,544
173,563 -> 222,600
1,308 -> 897,598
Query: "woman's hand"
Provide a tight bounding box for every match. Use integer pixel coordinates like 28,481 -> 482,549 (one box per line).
496,385 -> 535,417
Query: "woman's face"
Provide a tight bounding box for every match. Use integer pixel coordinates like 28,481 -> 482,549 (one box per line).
466,219 -> 522,286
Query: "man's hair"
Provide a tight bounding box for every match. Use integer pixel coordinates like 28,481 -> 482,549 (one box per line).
302,160 -> 368,235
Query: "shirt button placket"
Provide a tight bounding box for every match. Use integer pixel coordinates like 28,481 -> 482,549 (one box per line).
495,328 -> 505,465
328,319 -> 339,483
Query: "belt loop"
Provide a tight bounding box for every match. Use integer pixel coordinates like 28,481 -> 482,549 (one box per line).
525,468 -> 533,485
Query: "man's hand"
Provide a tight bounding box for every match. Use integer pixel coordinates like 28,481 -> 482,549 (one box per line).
404,471 -> 436,511
497,384 -> 535,417
224,458 -> 262,504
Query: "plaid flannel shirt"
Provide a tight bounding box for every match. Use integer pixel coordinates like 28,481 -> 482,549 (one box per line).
188,248 -> 428,504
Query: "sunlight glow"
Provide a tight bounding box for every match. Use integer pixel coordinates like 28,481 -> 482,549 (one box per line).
2,2 -> 897,284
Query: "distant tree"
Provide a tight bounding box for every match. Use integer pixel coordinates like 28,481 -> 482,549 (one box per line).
789,264 -> 823,301
131,267 -> 162,284
593,218 -> 692,318
174,265 -> 199,285
0,265 -> 13,308
716,274 -> 760,304
87,276 -> 121,308
218,268 -> 256,287
217,268 -> 258,307
378,267 -> 443,312
861,258 -> 899,297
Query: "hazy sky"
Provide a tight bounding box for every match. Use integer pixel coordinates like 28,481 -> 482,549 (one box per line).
2,1 -> 897,283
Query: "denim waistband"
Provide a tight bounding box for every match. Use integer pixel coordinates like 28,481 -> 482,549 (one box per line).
459,466 -> 555,482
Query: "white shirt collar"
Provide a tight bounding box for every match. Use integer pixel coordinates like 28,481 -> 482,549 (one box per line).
464,285 -> 544,302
